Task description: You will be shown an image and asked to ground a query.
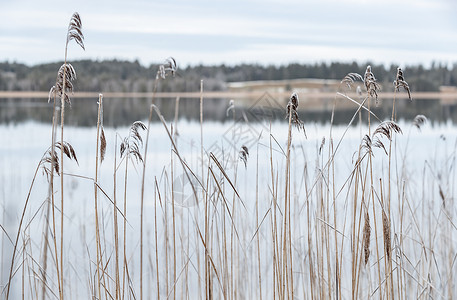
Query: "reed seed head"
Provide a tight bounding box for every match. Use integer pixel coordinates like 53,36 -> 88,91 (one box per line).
40,142 -> 78,180
413,115 -> 427,131
382,210 -> 391,260
120,121 -> 147,163
341,72 -> 364,90
362,211 -> 371,266
361,134 -> 372,156
286,92 -> 306,136
100,127 -> 106,163
364,65 -> 381,105
373,121 -> 402,141
394,67 -> 411,100
157,57 -> 178,79
50,63 -> 77,105
66,12 -> 85,50
239,145 -> 249,168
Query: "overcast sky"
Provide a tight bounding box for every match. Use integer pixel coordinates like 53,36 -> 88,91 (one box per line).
1,0 -> 456,67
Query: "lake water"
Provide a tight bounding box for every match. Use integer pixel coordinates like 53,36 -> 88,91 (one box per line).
1,115 -> 457,298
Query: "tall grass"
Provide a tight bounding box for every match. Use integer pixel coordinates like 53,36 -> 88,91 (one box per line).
2,12 -> 457,300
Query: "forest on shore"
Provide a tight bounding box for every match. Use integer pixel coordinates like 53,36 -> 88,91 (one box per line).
1,59 -> 456,93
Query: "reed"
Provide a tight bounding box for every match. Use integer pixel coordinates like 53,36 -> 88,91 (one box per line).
5,22 -> 457,299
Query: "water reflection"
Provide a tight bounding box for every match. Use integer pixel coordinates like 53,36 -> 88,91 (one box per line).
0,96 -> 455,126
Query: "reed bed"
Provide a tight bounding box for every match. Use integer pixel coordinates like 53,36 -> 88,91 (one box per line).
1,12 -> 457,300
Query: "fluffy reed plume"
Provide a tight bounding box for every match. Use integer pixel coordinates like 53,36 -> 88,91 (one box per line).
239,145 -> 249,168
49,63 -> 77,105
413,115 -> 427,130
157,57 -> 178,80
364,65 -> 381,105
393,67 -> 411,100
286,92 -> 306,135
362,122 -> 401,157
373,121 -> 403,141
40,142 -> 78,180
373,137 -> 388,155
362,211 -> 371,266
341,73 -> 364,89
100,127 -> 106,162
120,121 -> 147,163
361,134 -> 373,156
382,210 -> 391,260
48,13 -> 84,106
66,12 -> 85,50
340,66 -> 380,105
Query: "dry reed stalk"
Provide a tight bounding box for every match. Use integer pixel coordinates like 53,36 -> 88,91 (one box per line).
351,151 -> 362,297
57,14 -> 84,297
283,92 -> 305,299
139,58 -> 176,299
154,179 -> 161,300
120,121 -> 146,299
164,176 -> 170,298
5,136 -> 78,300
255,144 -> 262,300
94,94 -> 103,299
170,125 -> 177,300
173,96 -> 180,142
268,128 -> 278,298
200,80 -> 204,190
113,134 -> 120,300
41,91 -> 59,300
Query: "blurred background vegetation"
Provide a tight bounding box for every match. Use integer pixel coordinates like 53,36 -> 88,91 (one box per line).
1,60 -> 456,126
1,59 -> 456,92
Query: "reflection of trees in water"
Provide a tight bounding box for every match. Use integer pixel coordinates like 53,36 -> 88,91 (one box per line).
0,96 -> 455,126
0,97 -> 230,126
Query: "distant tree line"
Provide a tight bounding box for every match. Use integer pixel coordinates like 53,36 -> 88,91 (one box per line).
1,59 -> 456,93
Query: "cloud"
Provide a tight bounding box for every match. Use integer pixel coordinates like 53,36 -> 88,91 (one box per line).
0,0 -> 455,66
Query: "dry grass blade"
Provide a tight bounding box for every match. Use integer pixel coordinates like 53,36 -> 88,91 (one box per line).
66,12 -> 85,50
364,65 -> 381,105
413,115 -> 427,130
239,145 -> 249,168
394,67 -> 411,100
341,72 -> 363,89
209,153 -> 246,210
